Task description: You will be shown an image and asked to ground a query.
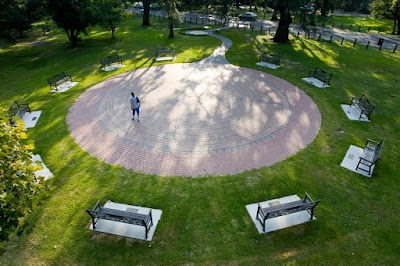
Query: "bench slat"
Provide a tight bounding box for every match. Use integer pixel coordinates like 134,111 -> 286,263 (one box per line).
350,95 -> 375,119
155,48 -> 175,60
260,53 -> 280,66
86,201 -> 154,239
309,68 -> 332,86
6,101 -> 31,126
47,71 -> 72,91
356,139 -> 384,175
100,54 -> 122,68
256,194 -> 319,232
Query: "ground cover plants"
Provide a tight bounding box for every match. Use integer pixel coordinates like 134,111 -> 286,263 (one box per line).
1,16 -> 400,265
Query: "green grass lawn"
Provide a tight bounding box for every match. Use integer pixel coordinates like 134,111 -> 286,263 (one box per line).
317,15 -> 395,34
1,17 -> 400,265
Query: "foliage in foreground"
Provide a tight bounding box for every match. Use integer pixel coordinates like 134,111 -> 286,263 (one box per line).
0,110 -> 48,241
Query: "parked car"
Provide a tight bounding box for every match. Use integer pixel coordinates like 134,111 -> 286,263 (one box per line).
134,3 -> 143,9
238,12 -> 257,21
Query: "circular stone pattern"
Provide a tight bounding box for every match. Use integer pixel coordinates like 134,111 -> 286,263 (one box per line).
67,63 -> 321,176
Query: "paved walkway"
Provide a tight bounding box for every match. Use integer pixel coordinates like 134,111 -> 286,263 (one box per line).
67,32 -> 321,177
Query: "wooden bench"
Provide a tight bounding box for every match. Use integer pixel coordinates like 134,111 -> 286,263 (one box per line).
350,95 -> 375,120
86,200 -> 153,239
356,139 -> 384,176
308,68 -> 332,86
47,71 -> 72,91
6,101 -> 31,126
155,47 -> 176,61
256,193 -> 319,232
260,53 -> 280,67
100,54 -> 122,69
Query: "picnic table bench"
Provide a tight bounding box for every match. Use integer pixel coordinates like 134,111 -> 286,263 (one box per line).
256,193 -> 319,232
6,101 -> 31,126
47,71 -> 72,91
309,68 -> 332,86
100,54 -> 122,69
350,95 -> 375,120
155,47 -> 176,61
86,200 -> 154,239
356,139 -> 384,176
260,53 -> 280,67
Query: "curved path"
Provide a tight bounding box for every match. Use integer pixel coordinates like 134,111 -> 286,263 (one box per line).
67,31 -> 321,177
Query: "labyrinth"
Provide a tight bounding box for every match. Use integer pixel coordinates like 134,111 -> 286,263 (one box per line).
67,60 -> 321,176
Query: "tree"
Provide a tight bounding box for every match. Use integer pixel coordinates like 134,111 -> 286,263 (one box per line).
161,0 -> 180,38
272,0 -> 305,43
314,0 -> 337,17
94,0 -> 123,39
0,0 -> 31,41
142,0 -> 151,26
0,111 -> 49,241
47,0 -> 96,48
372,0 -> 400,34
25,0 -> 48,23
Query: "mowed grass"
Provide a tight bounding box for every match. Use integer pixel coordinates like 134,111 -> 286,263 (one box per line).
323,15 -> 394,34
1,16 -> 400,265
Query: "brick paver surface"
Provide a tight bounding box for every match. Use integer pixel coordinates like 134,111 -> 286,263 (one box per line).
67,36 -> 321,177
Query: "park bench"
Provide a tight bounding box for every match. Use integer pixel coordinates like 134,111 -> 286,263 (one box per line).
47,71 -> 72,91
308,68 -> 332,86
305,26 -> 319,38
350,95 -> 375,120
356,139 -> 384,176
100,54 -> 122,69
86,200 -> 154,239
256,193 -> 319,232
155,47 -> 176,61
260,53 -> 280,67
6,100 -> 31,126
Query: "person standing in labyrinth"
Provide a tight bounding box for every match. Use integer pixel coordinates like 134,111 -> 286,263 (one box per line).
130,92 -> 140,122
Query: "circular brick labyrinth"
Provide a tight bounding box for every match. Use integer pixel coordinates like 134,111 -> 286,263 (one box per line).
67,63 -> 321,176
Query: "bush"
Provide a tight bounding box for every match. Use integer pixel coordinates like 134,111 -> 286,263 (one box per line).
0,110 -> 49,241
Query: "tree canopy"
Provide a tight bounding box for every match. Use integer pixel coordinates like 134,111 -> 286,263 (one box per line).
372,0 -> 400,34
94,0 -> 123,39
47,0 -> 96,48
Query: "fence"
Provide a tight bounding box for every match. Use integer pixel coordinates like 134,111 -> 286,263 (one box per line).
132,12 -> 399,54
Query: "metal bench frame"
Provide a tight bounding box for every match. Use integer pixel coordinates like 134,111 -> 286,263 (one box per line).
6,100 -> 31,126
47,71 -> 72,91
155,47 -> 176,61
86,200 -> 153,239
260,53 -> 281,67
100,54 -> 122,69
350,95 -> 375,120
308,68 -> 332,86
356,139 -> 384,176
256,193 -> 320,232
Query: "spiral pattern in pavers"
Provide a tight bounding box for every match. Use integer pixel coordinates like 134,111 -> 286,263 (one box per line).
67,60 -> 321,177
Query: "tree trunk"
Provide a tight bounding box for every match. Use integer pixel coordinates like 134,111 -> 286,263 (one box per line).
111,28 -> 115,39
67,29 -> 79,48
396,16 -> 400,35
273,7 -> 292,43
142,0 -> 151,26
168,18 -> 174,38
392,16 -> 396,35
271,9 -> 278,21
